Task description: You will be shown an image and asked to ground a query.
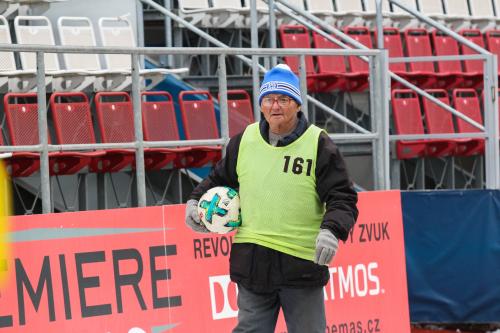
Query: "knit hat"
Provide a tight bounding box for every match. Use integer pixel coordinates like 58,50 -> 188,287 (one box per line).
259,64 -> 302,105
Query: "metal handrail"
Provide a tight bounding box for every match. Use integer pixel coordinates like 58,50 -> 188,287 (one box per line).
0,45 -> 387,213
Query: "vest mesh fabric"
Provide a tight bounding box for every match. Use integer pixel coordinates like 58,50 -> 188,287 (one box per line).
235,123 -> 324,261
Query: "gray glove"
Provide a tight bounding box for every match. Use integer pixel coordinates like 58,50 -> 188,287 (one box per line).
314,229 -> 339,266
185,199 -> 209,233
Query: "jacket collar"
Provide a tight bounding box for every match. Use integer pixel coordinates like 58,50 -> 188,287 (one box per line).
259,111 -> 310,147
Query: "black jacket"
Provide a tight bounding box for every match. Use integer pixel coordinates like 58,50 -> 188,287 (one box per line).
189,112 -> 358,291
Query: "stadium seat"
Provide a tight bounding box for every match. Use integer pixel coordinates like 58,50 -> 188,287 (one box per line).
342,26 -> 372,91
49,92 -> 133,174
279,25 -> 314,90
140,91 -> 192,170
95,91 -> 185,171
279,25 -> 313,74
344,26 -> 372,73
57,16 -> 133,92
451,89 -> 485,156
459,29 -> 485,88
98,16 -> 188,91
391,90 -> 427,159
421,89 -> 480,157
14,15 -> 93,92
0,128 -> 40,177
311,28 -> 369,91
4,93 -> 97,175
382,27 -> 436,88
0,15 -> 39,93
391,89 -> 456,159
430,30 -> 464,88
280,25 -> 341,92
377,27 -> 407,87
222,90 -> 255,137
178,90 -> 222,167
402,28 -> 436,88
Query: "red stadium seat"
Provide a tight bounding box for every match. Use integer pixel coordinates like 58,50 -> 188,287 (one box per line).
95,91 -> 181,171
279,25 -> 315,75
49,92 -> 119,173
430,31 -> 464,88
0,128 -> 40,177
141,91 -> 191,171
459,29 -> 485,88
279,25 -> 341,92
344,27 -> 372,76
4,93 -> 96,176
391,89 -> 456,159
343,26 -> 373,91
380,27 -> 406,73
312,29 -> 368,91
421,90 -> 479,157
93,92 -> 136,172
377,27 -> 413,88
178,90 -> 222,167
402,29 -> 436,88
222,90 -> 254,137
451,89 -> 485,156
391,90 -> 427,159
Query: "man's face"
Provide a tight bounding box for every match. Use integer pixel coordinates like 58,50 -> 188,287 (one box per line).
261,94 -> 300,134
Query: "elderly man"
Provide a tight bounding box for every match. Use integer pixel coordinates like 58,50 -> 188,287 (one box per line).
185,64 -> 358,333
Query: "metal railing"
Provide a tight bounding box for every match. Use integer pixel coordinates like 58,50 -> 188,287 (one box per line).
0,43 -> 386,213
270,0 -> 499,190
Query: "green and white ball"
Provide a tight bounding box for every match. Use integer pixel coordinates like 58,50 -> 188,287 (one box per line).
197,186 -> 242,234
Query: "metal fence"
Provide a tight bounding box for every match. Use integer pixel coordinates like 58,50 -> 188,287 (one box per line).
0,43 -> 387,214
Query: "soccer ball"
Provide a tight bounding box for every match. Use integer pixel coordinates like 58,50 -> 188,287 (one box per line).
197,186 -> 241,234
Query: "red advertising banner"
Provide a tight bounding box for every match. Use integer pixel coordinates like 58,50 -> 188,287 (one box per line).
0,190 -> 409,332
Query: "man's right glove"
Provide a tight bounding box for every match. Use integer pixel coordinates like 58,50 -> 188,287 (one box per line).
185,199 -> 210,233
314,228 -> 339,266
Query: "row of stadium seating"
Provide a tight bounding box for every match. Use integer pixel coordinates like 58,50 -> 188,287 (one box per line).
0,14 -> 187,93
0,89 -> 254,177
2,85 -> 495,176
279,25 -> 500,92
176,0 -> 500,29
391,88 -> 498,160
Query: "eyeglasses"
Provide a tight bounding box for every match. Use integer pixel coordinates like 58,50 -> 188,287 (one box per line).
261,96 -> 293,107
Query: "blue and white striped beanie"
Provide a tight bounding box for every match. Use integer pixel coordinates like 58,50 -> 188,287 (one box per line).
259,64 -> 302,105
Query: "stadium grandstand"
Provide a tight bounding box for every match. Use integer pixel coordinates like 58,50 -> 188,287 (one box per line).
0,0 -> 498,332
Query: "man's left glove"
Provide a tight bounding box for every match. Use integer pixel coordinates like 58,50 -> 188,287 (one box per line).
185,199 -> 209,233
314,229 -> 339,266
